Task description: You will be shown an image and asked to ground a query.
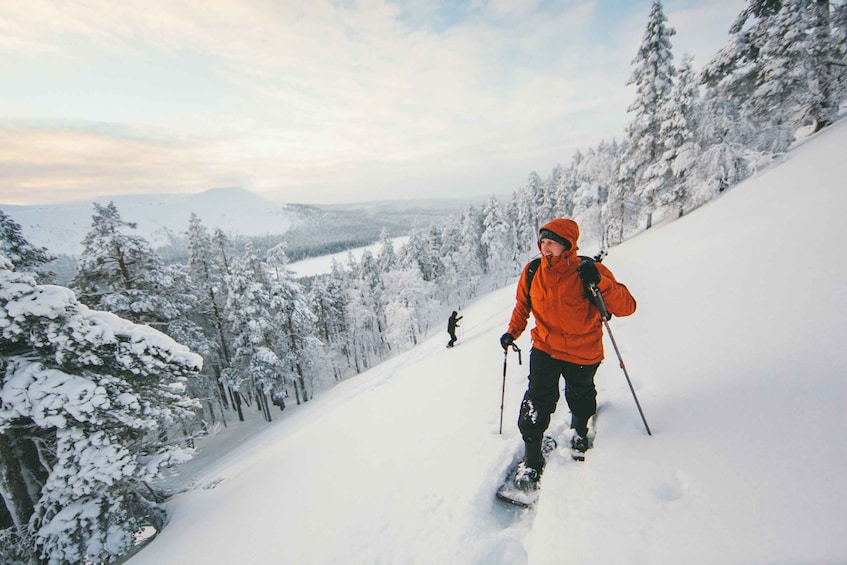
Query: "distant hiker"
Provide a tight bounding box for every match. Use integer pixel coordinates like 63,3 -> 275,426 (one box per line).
446,311 -> 463,348
500,218 -> 636,489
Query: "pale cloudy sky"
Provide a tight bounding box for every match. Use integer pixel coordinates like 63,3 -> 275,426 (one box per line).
0,0 -> 746,206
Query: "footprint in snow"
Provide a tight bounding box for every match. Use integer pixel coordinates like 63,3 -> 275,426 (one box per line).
654,471 -> 689,503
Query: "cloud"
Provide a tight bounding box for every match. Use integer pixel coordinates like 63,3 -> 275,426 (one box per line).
0,1 -> 746,205
0,123 -> 238,204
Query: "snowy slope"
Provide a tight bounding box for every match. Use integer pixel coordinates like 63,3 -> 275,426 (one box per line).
129,120 -> 847,565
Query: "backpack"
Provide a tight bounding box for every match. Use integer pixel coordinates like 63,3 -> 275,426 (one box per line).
523,250 -> 606,310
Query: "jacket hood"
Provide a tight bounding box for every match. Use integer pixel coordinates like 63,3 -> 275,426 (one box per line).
538,218 -> 579,252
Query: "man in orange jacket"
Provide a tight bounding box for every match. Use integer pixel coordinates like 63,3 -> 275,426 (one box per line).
501,218 -> 636,488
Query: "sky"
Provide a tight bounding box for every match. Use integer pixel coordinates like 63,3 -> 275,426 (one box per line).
0,0 -> 747,207
125,117 -> 847,564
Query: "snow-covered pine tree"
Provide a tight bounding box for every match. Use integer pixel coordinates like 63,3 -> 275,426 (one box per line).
381,264 -> 433,349
358,250 -> 390,355
538,176 -> 558,227
804,0 -> 842,131
183,213 -> 236,424
701,0 -> 846,151
308,260 -> 352,381
600,138 -> 639,247
397,225 -> 442,283
575,141 -> 619,250
437,220 -> 465,309
803,0 -> 844,129
222,242 -> 280,420
458,205 -> 485,275
344,266 -> 382,373
513,173 -> 544,251
549,163 -> 575,221
695,87 -> 763,199
620,0 -> 677,231
376,228 -> 397,273
267,243 -> 318,405
72,202 -> 185,328
660,54 -> 702,217
481,196 -> 520,287
0,254 -> 201,565
834,0 -> 847,93
701,1 -> 775,109
751,0 -> 814,152
431,205 -> 485,307
0,210 -> 53,277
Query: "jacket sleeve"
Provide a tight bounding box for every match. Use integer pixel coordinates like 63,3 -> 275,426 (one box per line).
596,264 -> 636,317
506,263 -> 532,339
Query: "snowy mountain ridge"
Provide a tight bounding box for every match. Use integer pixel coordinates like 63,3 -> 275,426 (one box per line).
2,188 -> 471,257
3,188 -> 302,256
127,119 -> 847,564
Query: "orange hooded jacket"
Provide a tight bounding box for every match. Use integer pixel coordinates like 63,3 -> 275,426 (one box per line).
507,218 -> 636,365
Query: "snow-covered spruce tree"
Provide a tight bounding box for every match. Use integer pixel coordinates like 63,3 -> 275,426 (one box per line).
695,88 -> 764,199
0,254 -> 201,564
549,163 -> 576,221
752,0 -> 815,151
573,142 -> 618,250
513,173 -> 544,253
458,205 -> 485,275
375,228 -> 397,274
594,140 -> 636,247
183,213 -> 236,426
267,243 -> 318,405
430,205 -> 484,308
660,54 -> 703,218
356,250 -> 390,356
835,0 -> 847,98
620,0 -> 677,231
397,225 -> 442,283
481,196 -> 520,286
0,210 -> 54,277
701,1 -> 779,120
538,176 -> 558,228
381,265 -> 434,349
804,0 -> 842,131
343,257 -> 382,373
437,220 -> 466,309
308,260 -> 352,381
222,242 -> 281,419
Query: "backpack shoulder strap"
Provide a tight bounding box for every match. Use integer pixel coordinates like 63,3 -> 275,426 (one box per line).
524,257 -> 542,309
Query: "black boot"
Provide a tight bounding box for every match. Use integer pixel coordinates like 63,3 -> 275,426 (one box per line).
570,414 -> 589,439
515,439 -> 544,490
524,439 -> 544,471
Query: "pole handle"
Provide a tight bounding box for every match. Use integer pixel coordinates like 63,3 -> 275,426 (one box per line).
588,282 -> 611,321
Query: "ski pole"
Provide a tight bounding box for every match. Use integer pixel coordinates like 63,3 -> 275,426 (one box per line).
588,283 -> 652,436
499,343 -> 522,434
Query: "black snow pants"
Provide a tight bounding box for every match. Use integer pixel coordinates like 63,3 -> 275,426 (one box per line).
518,348 -> 600,443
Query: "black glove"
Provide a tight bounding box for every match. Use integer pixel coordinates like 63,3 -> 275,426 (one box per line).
500,333 -> 514,350
577,258 -> 600,286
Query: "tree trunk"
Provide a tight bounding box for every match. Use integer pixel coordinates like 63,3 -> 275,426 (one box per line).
0,433 -> 36,533
233,391 -> 244,422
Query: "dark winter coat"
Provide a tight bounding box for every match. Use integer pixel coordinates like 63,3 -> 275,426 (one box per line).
447,312 -> 462,334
